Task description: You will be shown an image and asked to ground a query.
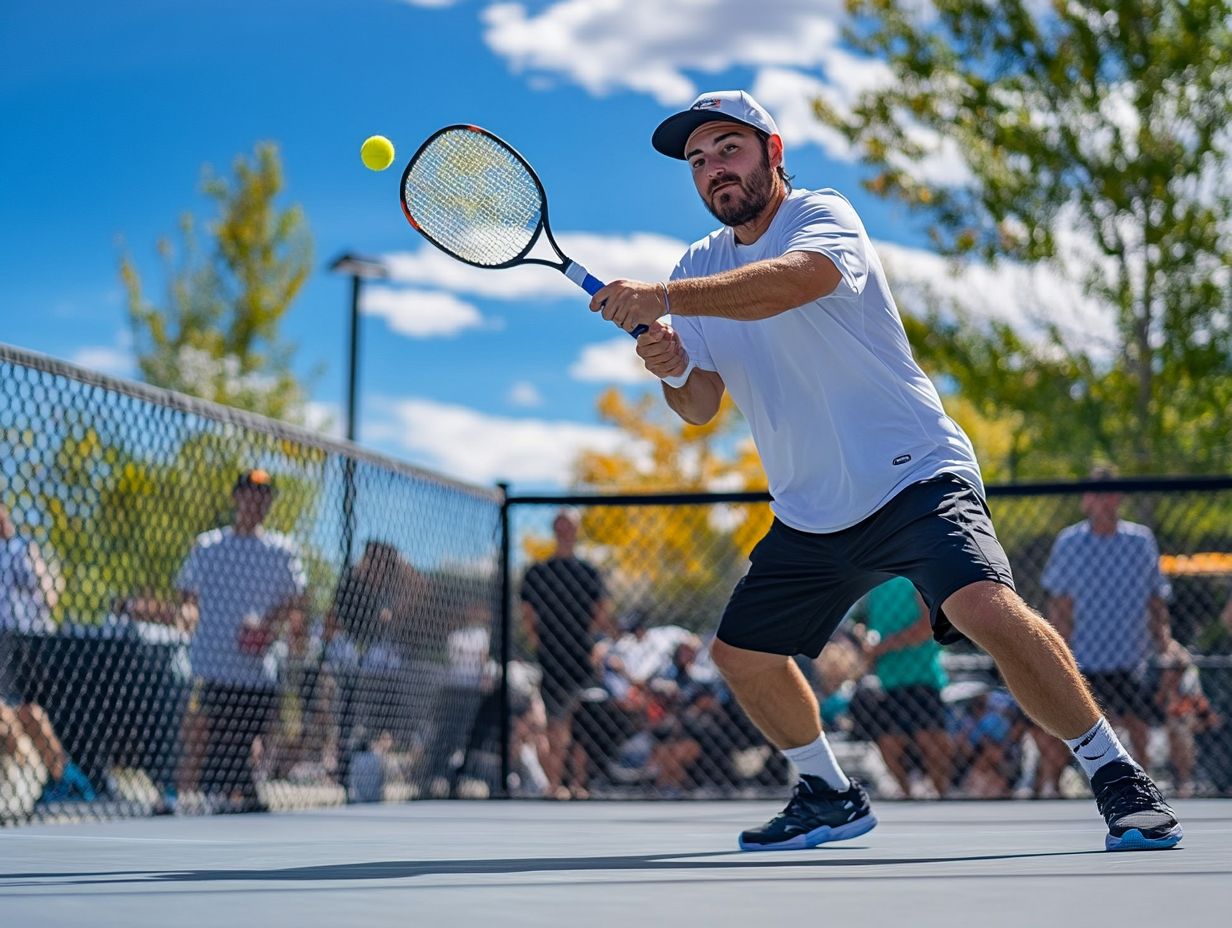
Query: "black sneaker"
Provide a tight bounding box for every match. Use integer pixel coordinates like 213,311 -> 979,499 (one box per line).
1091,761 -> 1183,851
738,776 -> 877,851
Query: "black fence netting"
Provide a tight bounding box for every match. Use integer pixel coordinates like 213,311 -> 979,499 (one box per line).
504,481 -> 1232,801
0,345 -> 501,825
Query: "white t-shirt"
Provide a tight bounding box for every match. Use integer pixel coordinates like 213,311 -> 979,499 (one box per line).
1041,520 -> 1170,673
671,187 -> 983,533
176,527 -> 308,688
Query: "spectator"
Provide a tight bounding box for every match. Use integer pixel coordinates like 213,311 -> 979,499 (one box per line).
595,616 -> 702,795
1037,467 -> 1173,795
424,602 -> 492,796
519,508 -> 611,798
324,539 -> 421,784
956,688 -> 1028,797
850,577 -> 953,798
268,606 -> 336,784
174,469 -> 307,813
0,502 -> 94,812
646,638 -> 720,794
1156,640 -> 1218,797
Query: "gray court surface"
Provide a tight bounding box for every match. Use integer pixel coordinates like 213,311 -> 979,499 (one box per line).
2,800 -> 1229,928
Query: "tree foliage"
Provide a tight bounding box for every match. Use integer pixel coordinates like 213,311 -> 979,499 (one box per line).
120,143 -> 314,423
820,0 -> 1232,475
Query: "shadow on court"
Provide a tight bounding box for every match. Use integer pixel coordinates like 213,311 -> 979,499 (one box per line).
0,847 -> 1129,888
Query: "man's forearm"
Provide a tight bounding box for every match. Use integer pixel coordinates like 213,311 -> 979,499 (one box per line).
663,368 -> 724,425
667,252 -> 840,321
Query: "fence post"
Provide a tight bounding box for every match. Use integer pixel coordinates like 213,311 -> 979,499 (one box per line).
497,481 -> 512,799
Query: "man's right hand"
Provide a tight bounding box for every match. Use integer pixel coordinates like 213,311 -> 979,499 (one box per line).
635,320 -> 690,381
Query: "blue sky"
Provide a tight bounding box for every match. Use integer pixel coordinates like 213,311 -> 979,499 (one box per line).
0,0 -> 1096,492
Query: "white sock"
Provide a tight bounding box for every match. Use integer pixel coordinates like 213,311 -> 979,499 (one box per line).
1064,717 -> 1135,779
782,735 -> 850,791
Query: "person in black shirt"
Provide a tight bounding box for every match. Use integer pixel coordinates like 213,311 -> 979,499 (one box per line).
520,509 -> 611,798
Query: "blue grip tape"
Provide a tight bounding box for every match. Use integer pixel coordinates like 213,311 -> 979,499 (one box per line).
576,271 -> 647,338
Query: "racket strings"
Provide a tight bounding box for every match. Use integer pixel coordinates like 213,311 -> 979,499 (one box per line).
403,130 -> 543,267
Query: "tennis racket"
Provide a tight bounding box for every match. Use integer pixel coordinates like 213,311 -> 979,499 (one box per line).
399,124 -> 648,338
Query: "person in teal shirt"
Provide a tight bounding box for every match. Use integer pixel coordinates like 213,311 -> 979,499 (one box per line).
852,576 -> 953,797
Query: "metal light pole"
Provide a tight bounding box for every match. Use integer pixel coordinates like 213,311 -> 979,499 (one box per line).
328,253 -> 388,567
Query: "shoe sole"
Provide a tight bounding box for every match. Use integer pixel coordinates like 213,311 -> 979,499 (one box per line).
738,812 -> 878,851
1106,823 -> 1183,851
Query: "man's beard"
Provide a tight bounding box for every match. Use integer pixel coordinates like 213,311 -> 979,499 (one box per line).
703,159 -> 775,227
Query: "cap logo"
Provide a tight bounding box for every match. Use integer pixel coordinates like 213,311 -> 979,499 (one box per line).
693,98 -> 723,110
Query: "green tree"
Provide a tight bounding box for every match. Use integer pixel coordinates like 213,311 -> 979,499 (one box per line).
120,142 -> 314,423
819,0 -> 1232,476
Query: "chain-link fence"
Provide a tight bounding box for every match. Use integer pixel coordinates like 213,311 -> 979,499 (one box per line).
503,480 -> 1232,802
5,341 -> 1232,824
0,345 -> 501,825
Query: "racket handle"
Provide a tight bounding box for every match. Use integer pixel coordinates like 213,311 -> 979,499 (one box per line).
565,262 -> 648,338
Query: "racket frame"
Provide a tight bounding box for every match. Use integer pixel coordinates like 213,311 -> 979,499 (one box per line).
400,124 -> 572,274
399,124 -> 646,338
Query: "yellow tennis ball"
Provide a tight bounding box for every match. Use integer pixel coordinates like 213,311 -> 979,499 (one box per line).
361,135 -> 395,171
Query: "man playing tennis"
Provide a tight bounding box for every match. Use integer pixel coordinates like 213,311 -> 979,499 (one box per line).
590,90 -> 1182,852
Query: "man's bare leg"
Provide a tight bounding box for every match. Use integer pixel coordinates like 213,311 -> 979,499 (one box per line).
709,641 -> 822,749
941,582 -> 1099,739
942,581 -> 1181,850
710,638 -> 876,850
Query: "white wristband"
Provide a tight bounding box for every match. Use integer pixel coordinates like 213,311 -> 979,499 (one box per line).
661,359 -> 697,389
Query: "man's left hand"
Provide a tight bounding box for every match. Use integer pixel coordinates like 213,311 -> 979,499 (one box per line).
589,279 -> 667,333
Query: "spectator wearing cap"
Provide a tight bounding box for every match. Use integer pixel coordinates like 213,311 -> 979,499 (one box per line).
174,469 -> 307,812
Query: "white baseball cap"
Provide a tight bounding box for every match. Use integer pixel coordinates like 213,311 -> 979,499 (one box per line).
652,90 -> 781,160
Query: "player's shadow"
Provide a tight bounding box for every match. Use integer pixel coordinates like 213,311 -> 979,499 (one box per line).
1,848 -> 1115,888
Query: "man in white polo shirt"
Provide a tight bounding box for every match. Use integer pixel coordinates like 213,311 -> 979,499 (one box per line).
589,90 -> 1181,852
175,469 -> 307,812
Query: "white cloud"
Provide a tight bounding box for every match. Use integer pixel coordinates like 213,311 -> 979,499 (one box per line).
367,396 -> 629,485
382,231 -> 687,300
482,0 -> 847,105
70,345 -> 134,378
568,337 -> 657,384
507,380 -> 544,407
361,287 -> 485,337
478,1 -> 978,185
877,238 -> 1115,352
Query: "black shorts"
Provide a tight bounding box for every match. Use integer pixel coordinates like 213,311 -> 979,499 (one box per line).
851,684 -> 949,740
1085,670 -> 1159,724
716,474 -> 1015,658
